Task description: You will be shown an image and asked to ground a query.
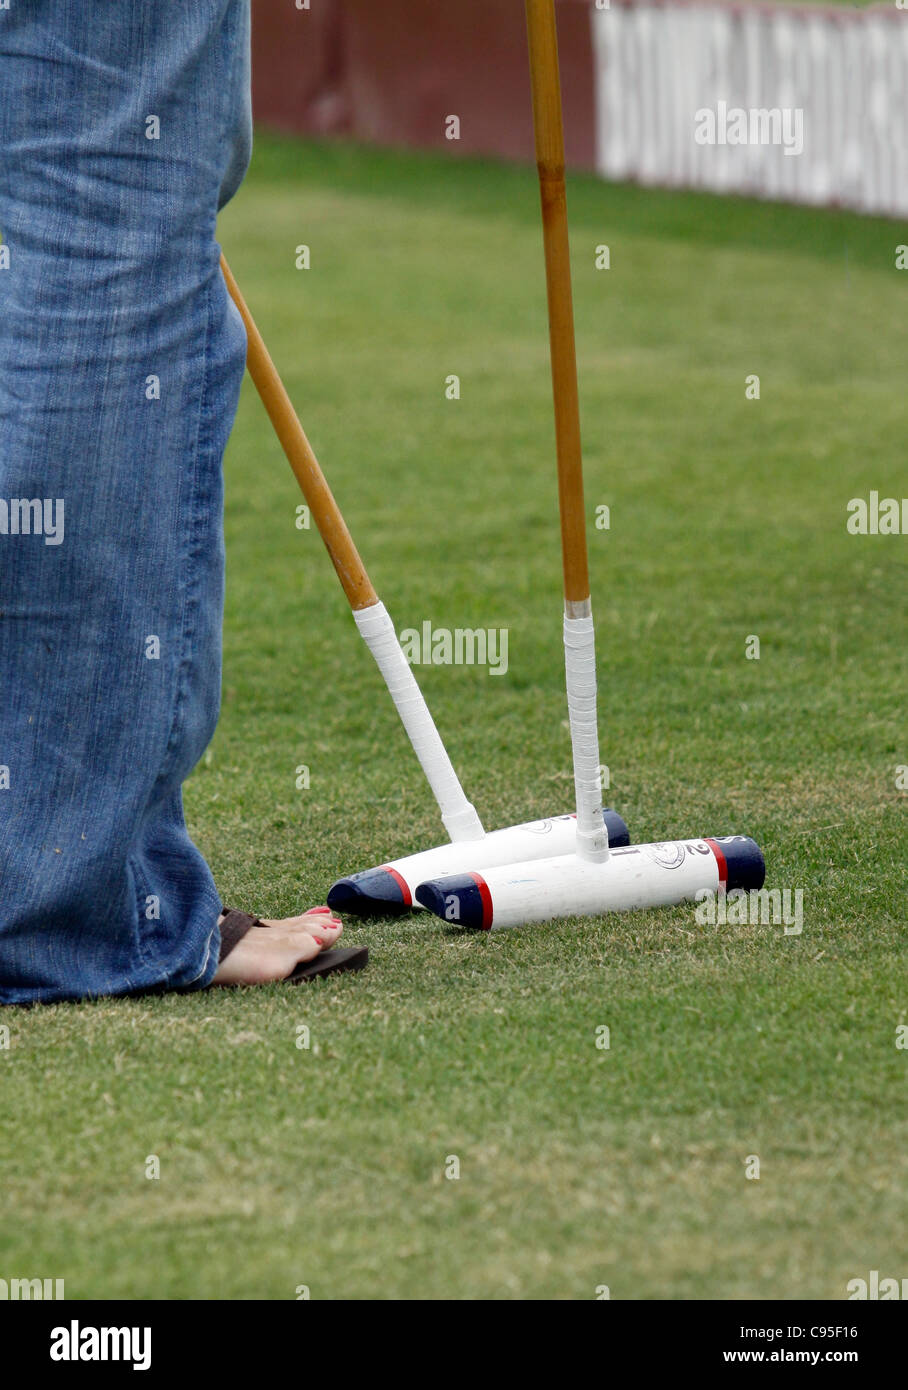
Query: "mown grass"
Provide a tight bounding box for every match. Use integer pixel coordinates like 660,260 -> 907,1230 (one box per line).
1,134 -> 904,1299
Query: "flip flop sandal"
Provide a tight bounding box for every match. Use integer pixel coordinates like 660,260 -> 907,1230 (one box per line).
218,908 -> 368,984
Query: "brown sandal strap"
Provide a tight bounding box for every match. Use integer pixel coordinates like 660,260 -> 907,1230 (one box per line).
217,908 -> 267,962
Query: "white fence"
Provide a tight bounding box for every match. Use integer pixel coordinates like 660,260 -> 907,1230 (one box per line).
592,1 -> 908,217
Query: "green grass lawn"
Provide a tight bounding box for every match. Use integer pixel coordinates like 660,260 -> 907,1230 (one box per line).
2,134 -> 905,1300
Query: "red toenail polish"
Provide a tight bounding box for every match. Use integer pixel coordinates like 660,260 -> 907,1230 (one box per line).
311,906 -> 332,915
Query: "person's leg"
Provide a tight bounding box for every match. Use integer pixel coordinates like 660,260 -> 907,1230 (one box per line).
0,0 -> 318,1004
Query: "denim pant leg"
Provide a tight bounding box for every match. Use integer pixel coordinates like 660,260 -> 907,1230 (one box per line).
0,1 -> 251,1003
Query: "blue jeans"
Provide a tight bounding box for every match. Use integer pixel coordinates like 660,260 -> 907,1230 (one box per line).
0,1 -> 252,1003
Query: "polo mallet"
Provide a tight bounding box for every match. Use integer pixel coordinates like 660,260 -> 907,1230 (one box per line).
415,0 -> 764,929
220,256 -> 630,913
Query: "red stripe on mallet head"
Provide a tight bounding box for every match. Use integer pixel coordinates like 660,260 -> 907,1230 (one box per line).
705,838 -> 729,889
382,865 -> 412,908
469,871 -> 494,931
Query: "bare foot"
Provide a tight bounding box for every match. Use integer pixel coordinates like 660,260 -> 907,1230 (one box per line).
212,907 -> 343,986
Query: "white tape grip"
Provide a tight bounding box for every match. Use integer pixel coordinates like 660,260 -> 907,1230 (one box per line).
564,611 -> 609,862
354,602 -> 484,843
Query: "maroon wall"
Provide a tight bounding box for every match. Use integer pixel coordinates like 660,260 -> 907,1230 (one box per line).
251,0 -> 349,135
251,0 -> 597,167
